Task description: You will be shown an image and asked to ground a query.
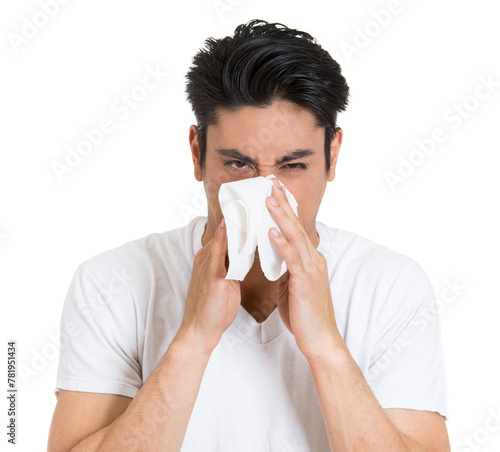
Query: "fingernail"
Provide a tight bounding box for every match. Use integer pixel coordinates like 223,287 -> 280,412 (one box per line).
271,228 -> 280,237
273,178 -> 282,189
270,197 -> 279,206
220,218 -> 225,229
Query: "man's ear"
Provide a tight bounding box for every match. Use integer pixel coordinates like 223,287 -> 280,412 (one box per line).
328,128 -> 343,182
189,125 -> 203,182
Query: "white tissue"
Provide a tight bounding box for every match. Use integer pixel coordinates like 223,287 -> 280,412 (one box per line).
218,174 -> 299,281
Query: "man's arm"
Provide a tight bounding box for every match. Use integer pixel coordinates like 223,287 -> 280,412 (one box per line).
265,180 -> 450,451
307,340 -> 450,452
48,217 -> 239,452
48,331 -> 212,452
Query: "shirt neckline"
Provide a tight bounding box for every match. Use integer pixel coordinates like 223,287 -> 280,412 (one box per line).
190,215 -> 330,344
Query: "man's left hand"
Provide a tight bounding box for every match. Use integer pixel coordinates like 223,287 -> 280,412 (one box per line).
266,178 -> 343,360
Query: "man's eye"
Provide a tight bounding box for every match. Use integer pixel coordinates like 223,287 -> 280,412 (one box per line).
225,161 -> 307,171
284,163 -> 307,170
225,160 -> 252,170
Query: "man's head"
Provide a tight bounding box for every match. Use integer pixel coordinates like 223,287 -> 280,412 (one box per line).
186,19 -> 350,176
185,19 -> 349,248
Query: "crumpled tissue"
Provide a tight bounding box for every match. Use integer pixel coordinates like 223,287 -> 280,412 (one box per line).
218,174 -> 298,281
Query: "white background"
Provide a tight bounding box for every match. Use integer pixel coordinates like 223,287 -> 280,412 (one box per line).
1,0 -> 499,450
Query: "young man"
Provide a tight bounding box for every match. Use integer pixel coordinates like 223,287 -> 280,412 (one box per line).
48,19 -> 450,451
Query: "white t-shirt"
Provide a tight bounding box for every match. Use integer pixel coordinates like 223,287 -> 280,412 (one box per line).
54,215 -> 448,450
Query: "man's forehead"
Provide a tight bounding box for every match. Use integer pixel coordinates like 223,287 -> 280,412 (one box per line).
206,106 -> 324,156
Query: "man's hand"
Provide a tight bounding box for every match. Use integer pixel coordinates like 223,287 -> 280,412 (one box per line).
266,178 -> 342,360
176,218 -> 241,353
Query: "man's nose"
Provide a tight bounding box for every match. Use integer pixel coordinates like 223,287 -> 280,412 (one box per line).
253,167 -> 277,178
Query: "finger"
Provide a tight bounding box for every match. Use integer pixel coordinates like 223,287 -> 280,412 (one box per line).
270,178 -> 297,220
222,219 -> 229,272
268,225 -> 316,275
208,218 -> 228,279
270,181 -> 319,257
267,187 -> 315,260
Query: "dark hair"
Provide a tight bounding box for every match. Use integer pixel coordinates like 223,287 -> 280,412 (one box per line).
185,19 -> 350,174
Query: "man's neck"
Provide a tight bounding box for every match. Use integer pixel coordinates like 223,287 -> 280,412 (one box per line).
239,253 -> 281,323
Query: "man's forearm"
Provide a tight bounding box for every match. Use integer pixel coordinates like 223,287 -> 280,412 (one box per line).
307,341 -> 427,452
72,333 -> 212,452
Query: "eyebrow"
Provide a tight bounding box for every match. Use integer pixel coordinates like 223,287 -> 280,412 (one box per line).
215,148 -> 315,166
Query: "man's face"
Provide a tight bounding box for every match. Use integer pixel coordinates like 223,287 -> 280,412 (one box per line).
189,100 -> 342,247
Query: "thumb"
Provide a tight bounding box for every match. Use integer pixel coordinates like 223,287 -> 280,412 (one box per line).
209,217 -> 228,278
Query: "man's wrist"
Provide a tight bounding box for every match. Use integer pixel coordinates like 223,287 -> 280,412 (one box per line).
171,325 -> 217,359
305,334 -> 351,372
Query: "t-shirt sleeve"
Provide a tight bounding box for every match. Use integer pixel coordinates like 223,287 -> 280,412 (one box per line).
365,259 -> 449,420
54,261 -> 142,399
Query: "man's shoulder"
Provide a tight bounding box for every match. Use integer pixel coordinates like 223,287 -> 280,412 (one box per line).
78,216 -> 204,282
318,221 -> 432,293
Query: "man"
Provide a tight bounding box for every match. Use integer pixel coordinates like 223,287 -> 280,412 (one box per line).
48,19 -> 450,451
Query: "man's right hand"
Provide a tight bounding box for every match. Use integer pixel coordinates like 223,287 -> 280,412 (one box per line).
175,217 -> 241,354
49,221 -> 237,452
